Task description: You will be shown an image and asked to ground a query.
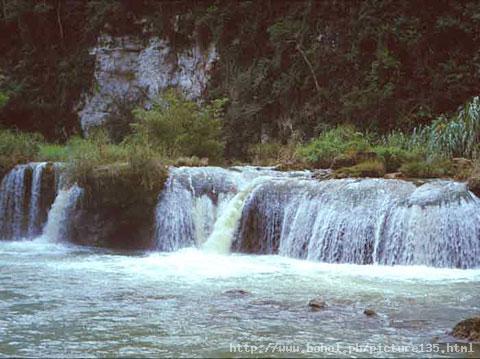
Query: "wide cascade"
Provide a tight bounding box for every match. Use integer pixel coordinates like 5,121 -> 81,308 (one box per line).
153,166 -> 304,251
1,164 -> 479,268
0,162 -> 57,240
154,167 -> 480,268
234,178 -> 480,268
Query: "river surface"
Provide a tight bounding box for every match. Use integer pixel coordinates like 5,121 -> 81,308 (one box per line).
0,238 -> 479,358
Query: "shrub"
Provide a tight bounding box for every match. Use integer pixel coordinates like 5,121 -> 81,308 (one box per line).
247,140 -> 300,166
399,158 -> 454,178
0,129 -> 43,171
64,129 -> 129,184
298,125 -> 371,167
374,145 -> 421,173
131,89 -> 227,163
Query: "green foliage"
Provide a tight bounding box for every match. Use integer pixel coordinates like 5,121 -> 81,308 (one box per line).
400,158 -> 454,178
0,91 -> 9,109
64,130 -> 129,184
37,144 -> 69,162
334,160 -> 386,178
413,97 -> 480,158
0,129 -> 42,171
131,89 -> 227,163
373,146 -> 421,173
298,125 -> 371,167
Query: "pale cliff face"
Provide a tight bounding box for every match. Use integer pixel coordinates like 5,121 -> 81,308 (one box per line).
78,34 -> 217,133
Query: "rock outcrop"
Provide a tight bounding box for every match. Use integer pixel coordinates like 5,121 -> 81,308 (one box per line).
69,163 -> 167,249
79,34 -> 217,133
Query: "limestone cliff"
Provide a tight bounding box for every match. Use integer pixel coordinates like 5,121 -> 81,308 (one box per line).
79,34 -> 217,133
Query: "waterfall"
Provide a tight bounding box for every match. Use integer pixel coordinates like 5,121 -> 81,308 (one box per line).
203,177 -> 272,253
0,163 -> 56,240
27,162 -> 47,236
154,167 -> 241,251
42,185 -> 83,242
376,181 -> 480,268
2,162 -> 478,268
234,177 -> 480,268
153,166 -> 309,251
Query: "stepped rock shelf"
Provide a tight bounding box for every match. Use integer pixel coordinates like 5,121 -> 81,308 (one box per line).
1,163 -> 479,268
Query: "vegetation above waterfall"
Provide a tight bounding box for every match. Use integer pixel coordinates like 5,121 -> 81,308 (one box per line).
1,92 -> 480,183
1,1 -> 480,182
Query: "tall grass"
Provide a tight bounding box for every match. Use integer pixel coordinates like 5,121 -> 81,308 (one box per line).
401,96 -> 480,159
0,130 -> 42,171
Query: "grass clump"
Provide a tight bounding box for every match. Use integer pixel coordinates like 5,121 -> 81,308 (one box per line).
0,129 -> 43,172
373,146 -> 421,173
414,96 -> 480,158
334,160 -> 386,178
297,125 -> 372,168
64,129 -> 167,195
37,144 -> 70,162
399,158 -> 454,178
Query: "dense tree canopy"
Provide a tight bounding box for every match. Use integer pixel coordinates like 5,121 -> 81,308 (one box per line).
0,0 -> 479,158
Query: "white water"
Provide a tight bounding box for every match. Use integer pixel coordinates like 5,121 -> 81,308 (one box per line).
0,163 -> 56,240
203,177 -> 272,253
41,185 -> 83,243
154,167 -> 480,268
154,166 -> 309,251
1,165 -> 480,357
0,242 -> 478,357
236,177 -> 480,268
27,162 -> 47,236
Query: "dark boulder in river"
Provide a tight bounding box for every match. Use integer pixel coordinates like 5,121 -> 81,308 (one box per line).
309,298 -> 328,311
452,317 -> 480,342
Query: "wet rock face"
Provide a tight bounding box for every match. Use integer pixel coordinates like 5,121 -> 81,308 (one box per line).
452,317 -> 480,342
69,164 -> 166,249
78,34 -> 217,133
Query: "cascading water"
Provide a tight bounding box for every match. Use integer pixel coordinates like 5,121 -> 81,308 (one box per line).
0,162 -> 56,240
376,181 -> 480,268
153,166 -> 310,251
153,166 -> 480,268
2,163 -> 479,268
41,185 -> 83,242
154,167 -> 242,251
235,177 -> 480,268
27,162 -> 47,236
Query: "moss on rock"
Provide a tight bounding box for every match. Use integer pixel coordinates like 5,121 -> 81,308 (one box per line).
69,161 -> 168,249
452,317 -> 480,342
333,160 -> 386,179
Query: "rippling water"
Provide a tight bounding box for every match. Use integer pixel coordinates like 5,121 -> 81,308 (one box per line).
0,239 -> 479,358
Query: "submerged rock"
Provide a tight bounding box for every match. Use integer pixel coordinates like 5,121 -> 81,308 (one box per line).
308,298 -> 327,311
224,289 -> 251,297
452,317 -> 480,342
